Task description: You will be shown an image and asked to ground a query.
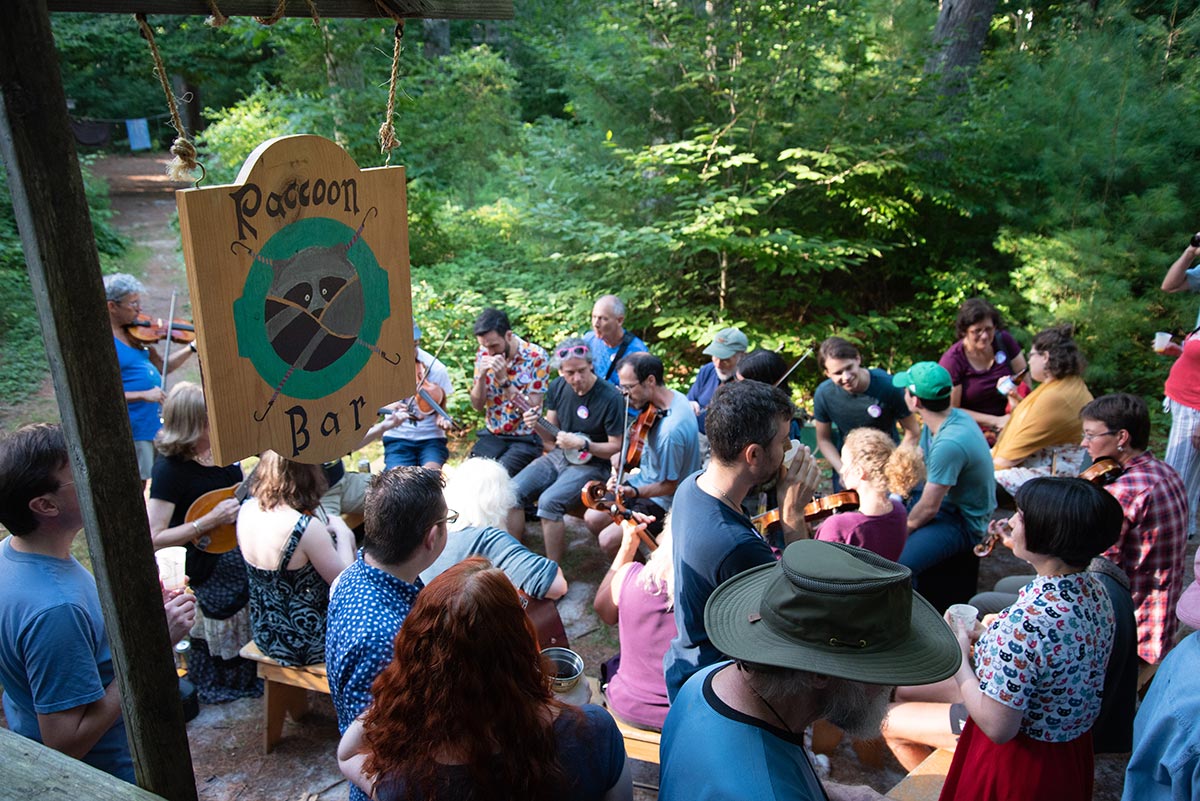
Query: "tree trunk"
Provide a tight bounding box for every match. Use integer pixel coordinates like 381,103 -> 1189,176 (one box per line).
926,0 -> 998,96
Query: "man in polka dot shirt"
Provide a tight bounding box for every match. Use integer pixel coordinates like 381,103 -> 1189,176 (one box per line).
325,467 -> 450,801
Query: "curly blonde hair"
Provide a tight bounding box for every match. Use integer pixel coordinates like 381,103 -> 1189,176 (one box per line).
841,428 -> 924,497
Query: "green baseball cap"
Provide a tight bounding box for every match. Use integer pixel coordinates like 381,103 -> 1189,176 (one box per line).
705,540 -> 961,686
892,361 -> 952,401
703,327 -> 749,359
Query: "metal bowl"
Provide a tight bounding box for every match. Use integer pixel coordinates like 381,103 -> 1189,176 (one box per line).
541,647 -> 584,694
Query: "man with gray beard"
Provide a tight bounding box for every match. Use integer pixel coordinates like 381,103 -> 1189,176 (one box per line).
659,539 -> 962,801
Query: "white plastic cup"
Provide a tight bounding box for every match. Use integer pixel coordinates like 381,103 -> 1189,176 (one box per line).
946,603 -> 979,636
783,439 -> 802,470
155,546 -> 188,592
1154,332 -> 1172,353
996,375 -> 1017,396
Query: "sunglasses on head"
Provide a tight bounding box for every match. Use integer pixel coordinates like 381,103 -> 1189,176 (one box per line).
555,344 -> 590,360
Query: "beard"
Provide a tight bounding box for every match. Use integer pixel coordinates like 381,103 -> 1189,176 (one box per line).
715,367 -> 735,382
821,680 -> 894,739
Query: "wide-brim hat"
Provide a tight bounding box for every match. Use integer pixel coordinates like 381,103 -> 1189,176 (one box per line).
1178,549 -> 1200,630
706,540 -> 961,685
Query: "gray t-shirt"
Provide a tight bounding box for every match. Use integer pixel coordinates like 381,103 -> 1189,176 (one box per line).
629,390 -> 702,511
813,367 -> 911,451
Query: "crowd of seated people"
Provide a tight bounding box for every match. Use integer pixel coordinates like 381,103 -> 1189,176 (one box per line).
13,264 -> 1200,801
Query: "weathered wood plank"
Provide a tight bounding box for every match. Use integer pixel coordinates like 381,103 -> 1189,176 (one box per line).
0,728 -> 168,801
0,2 -> 197,800
46,0 -> 513,19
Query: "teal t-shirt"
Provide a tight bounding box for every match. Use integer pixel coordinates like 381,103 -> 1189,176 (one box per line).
920,408 -> 996,536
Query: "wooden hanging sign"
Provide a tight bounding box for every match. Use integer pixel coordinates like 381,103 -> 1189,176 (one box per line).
176,135 -> 413,465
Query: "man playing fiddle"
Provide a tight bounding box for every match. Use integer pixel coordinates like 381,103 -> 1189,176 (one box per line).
506,337 -> 625,564
379,323 -> 454,471
105,274 -> 194,486
467,308 -> 550,477
584,353 -> 702,555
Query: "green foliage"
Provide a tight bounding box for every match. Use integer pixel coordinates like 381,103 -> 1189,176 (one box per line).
0,159 -> 127,408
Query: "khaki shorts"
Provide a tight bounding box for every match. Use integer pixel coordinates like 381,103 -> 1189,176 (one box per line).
320,469 -> 369,517
134,440 -> 156,481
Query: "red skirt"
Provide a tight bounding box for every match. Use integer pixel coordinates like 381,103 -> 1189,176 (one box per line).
938,718 -> 1093,801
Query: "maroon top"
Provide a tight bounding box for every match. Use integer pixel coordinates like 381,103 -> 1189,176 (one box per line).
606,563 -> 676,730
939,329 -> 1022,418
814,498 -> 908,562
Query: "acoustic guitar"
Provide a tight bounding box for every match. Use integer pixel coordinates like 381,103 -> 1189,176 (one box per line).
509,394 -> 592,465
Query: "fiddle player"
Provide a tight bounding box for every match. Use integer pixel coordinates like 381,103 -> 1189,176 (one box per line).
379,323 -> 454,471
105,274 -> 194,486
505,337 -> 625,564
664,380 -> 822,702
467,308 -> 550,477
583,353 -> 702,555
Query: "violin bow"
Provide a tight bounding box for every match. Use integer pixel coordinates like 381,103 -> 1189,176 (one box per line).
774,347 -> 814,388
159,290 -> 178,391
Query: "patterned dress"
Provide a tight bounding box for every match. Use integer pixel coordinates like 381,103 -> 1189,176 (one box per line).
940,573 -> 1115,801
245,514 -> 331,667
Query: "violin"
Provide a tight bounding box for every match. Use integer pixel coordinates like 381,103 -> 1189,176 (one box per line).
580,481 -> 658,551
125,313 -> 196,344
621,403 -> 665,472
976,457 -> 1125,557
1079,457 -> 1123,487
802,491 -> 860,524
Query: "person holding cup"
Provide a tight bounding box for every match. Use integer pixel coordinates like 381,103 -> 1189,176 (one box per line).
990,324 -> 1092,495
883,477 -> 1121,799
337,557 -> 632,801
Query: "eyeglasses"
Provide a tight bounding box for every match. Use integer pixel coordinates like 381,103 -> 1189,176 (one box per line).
119,299 -> 142,310
618,377 -> 646,394
555,344 -> 590,360
1082,430 -> 1118,442
437,509 -> 459,526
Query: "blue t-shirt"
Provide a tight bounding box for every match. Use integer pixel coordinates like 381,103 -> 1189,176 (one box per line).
660,662 -> 826,801
921,408 -> 996,536
583,330 -> 648,385
420,525 -> 559,598
0,537 -> 134,782
114,337 -> 162,442
374,704 -> 625,801
812,367 -> 911,451
629,390 -> 702,512
685,362 -> 728,434
664,474 -> 774,702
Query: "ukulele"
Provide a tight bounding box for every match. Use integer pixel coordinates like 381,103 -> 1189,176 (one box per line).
509,394 -> 592,465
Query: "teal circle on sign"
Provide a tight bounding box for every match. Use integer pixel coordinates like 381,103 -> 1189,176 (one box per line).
232,216 -> 390,400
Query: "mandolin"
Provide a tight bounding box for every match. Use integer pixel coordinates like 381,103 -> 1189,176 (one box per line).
185,482 -> 250,554
510,393 -> 592,465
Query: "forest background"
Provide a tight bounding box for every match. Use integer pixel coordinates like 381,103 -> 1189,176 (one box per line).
2,0 -> 1199,432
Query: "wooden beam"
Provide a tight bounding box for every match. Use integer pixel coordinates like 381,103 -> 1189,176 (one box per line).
0,2 -> 198,800
46,0 -> 513,19
0,728 -> 168,801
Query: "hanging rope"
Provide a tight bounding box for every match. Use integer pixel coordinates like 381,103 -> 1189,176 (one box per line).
135,14 -> 203,183
378,22 -> 405,163
204,0 -> 229,27
254,0 -> 289,25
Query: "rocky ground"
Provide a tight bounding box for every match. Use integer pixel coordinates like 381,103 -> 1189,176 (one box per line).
3,151 -> 1188,799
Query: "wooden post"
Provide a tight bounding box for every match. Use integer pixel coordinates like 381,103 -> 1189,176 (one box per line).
0,2 -> 197,799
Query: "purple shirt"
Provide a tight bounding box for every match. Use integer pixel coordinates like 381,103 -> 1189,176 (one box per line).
939,330 -> 1022,418
607,563 -> 676,730
813,498 -> 908,562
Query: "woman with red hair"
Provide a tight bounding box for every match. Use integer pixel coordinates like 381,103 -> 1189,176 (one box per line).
338,557 -> 632,801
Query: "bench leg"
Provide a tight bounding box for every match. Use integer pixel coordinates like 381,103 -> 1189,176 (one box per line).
263,680 -> 309,754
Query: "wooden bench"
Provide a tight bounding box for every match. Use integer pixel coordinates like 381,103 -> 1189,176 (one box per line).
885,747 -> 954,800
239,640 -> 330,754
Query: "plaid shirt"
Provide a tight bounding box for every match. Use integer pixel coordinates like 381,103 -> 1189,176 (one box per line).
1101,451 -> 1189,663
474,335 -> 550,436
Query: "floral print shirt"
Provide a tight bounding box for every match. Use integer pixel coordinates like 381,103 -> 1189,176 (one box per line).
474,334 -> 550,436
